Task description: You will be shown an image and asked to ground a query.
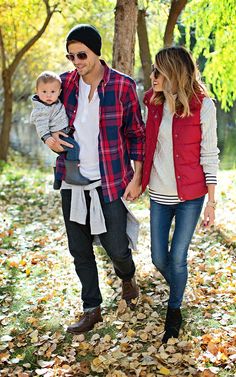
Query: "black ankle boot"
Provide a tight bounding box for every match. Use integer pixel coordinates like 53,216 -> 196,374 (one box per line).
162,307 -> 182,343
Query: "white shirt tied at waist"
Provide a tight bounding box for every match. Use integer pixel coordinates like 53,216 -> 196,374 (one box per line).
65,180 -> 140,251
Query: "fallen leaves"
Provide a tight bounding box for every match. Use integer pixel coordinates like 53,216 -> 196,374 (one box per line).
159,366 -> 171,375
0,160 -> 236,376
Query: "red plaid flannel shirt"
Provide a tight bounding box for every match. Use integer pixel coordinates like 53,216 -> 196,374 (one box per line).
57,60 -> 145,203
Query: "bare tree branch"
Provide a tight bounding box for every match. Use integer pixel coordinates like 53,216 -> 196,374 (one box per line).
9,0 -> 59,76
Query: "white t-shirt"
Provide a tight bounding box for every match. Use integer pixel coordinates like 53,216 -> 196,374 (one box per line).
73,76 -> 101,180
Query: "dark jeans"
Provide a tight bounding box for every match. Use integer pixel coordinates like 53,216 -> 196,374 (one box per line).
55,135 -> 79,181
150,196 -> 205,308
61,188 -> 135,309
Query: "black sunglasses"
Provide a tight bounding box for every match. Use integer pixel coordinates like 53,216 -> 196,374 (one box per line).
66,51 -> 88,61
151,64 -> 160,79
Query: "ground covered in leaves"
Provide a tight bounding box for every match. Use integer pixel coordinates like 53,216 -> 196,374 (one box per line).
0,152 -> 235,377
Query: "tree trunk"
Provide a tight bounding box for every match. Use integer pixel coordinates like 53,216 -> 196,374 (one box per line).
112,0 -> 138,76
0,69 -> 13,161
137,9 -> 152,91
0,0 -> 58,161
164,0 -> 188,47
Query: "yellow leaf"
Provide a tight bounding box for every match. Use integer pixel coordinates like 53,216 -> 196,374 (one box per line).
25,268 -> 31,276
91,357 -> 104,373
106,278 -> 113,285
159,366 -> 171,375
127,329 -> 136,337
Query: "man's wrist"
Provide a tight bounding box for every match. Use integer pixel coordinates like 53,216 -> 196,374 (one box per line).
132,173 -> 142,184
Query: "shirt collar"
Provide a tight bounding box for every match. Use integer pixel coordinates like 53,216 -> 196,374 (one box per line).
100,59 -> 110,86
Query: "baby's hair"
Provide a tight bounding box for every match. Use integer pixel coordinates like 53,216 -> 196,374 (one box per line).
36,71 -> 61,88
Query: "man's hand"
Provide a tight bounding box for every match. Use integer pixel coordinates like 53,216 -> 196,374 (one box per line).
123,178 -> 142,201
46,131 -> 74,152
45,136 -> 56,149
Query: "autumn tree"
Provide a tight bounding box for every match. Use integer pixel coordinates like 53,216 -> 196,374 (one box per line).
112,0 -> 138,76
0,0 -> 60,161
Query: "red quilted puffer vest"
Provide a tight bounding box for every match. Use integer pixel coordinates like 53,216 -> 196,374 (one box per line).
142,89 -> 208,201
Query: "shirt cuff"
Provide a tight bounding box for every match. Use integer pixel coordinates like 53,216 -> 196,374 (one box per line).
41,132 -> 52,143
205,173 -> 217,185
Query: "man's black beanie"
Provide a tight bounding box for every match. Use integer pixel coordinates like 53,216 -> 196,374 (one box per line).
66,24 -> 102,56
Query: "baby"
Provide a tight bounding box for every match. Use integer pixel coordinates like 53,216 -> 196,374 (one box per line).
30,71 -> 90,188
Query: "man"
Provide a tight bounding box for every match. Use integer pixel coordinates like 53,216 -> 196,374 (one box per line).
45,24 -> 145,334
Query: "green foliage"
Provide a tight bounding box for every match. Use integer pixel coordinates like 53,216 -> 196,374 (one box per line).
0,0 -> 116,102
183,0 -> 236,110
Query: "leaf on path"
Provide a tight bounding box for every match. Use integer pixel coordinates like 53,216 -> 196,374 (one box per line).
117,299 -> 127,314
37,360 -> 54,368
159,366 -> 171,375
207,341 -> 218,356
127,328 -> 136,337
0,335 -> 13,342
202,369 -> 217,376
0,351 -> 10,362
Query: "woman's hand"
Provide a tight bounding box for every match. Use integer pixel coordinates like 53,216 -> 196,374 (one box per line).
202,205 -> 215,228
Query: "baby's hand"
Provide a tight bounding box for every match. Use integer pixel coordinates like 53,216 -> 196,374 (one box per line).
45,136 -> 56,148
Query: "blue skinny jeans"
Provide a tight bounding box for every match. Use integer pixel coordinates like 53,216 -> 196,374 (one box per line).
150,196 -> 205,308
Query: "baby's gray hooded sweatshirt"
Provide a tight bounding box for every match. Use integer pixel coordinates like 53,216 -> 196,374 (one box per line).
30,95 -> 68,139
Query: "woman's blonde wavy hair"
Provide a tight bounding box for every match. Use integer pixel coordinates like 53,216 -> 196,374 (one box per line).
151,46 -> 209,117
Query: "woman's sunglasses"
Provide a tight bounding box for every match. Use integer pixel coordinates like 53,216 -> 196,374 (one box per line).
66,52 -> 88,62
151,64 -> 160,79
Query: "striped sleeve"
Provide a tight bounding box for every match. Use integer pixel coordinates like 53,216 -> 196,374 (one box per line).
205,173 -> 217,185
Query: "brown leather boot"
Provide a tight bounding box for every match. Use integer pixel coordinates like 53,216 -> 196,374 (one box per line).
121,276 -> 139,308
66,307 -> 103,334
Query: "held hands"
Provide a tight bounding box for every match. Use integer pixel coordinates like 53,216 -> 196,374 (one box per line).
123,177 -> 142,202
45,131 -> 74,152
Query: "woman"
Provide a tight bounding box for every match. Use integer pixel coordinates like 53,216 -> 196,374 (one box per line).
142,46 -> 219,343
